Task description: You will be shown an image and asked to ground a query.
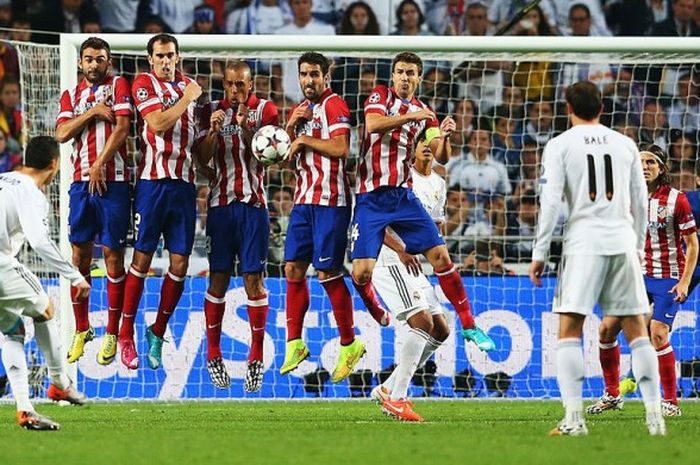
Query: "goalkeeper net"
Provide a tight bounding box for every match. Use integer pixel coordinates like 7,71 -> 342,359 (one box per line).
5,35 -> 699,400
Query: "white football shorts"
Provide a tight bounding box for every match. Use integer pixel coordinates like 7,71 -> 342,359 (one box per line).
373,263 -> 445,322
0,261 -> 49,333
553,251 -> 647,316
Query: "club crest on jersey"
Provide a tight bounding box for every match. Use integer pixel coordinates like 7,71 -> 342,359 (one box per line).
178,81 -> 187,90
161,96 -> 179,109
136,87 -> 148,102
103,85 -> 112,97
368,92 -> 381,104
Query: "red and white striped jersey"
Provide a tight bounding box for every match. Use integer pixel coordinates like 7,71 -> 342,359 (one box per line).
289,88 -> 352,207
132,71 -> 198,183
643,184 -> 697,279
56,75 -> 132,182
357,85 -> 439,194
199,94 -> 279,208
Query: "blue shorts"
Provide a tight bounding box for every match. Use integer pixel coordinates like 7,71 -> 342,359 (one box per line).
284,204 -> 351,271
133,179 -> 196,256
68,182 -> 130,250
350,187 -> 444,260
645,276 -> 680,327
207,202 -> 269,274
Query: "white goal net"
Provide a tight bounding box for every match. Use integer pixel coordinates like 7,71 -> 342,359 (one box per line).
2,35 -> 699,400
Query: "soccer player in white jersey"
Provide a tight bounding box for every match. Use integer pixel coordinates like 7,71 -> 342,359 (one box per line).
0,137 -> 90,430
194,61 -> 279,391
55,37 -> 132,366
530,81 -> 665,436
351,51 -> 494,355
280,52 -> 365,383
370,132 -> 451,422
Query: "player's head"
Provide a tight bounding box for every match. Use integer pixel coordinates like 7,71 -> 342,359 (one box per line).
79,37 -> 111,85
25,136 -> 60,184
640,143 -> 671,187
391,52 -> 422,99
147,33 -> 179,80
297,52 -> 330,103
223,61 -> 253,106
565,81 -> 602,122
414,129 -> 433,164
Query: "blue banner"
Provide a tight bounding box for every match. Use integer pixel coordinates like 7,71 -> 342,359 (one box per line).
5,277 -> 700,399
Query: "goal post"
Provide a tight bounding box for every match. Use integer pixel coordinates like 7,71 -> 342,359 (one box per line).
12,34 -> 696,400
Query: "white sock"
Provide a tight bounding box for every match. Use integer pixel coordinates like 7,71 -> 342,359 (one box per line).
556,338 -> 584,424
630,337 -> 662,415
1,338 -> 34,412
390,328 -> 430,400
33,319 -> 70,389
383,336 -> 442,394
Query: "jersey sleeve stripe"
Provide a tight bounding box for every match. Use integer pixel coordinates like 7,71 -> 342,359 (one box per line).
365,104 -> 386,112
137,98 -> 160,111
113,103 -> 132,112
57,111 -> 73,119
328,123 -> 351,133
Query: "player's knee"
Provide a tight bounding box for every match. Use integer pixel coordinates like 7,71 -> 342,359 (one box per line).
243,273 -> 265,297
598,323 -> 617,343
409,310 -> 433,333
284,262 -> 306,280
103,251 -> 125,275
2,319 -> 26,342
432,318 -> 450,342
351,268 -> 372,285
650,330 -> 669,349
71,247 -> 92,270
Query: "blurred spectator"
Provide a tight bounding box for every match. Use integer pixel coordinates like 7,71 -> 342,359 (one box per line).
639,100 -> 670,151
391,0 -> 433,35
0,75 -> 21,148
0,131 -> 19,173
31,0 -> 101,44
426,0 -> 467,35
523,101 -> 555,146
185,4 -> 223,33
504,190 -> 537,262
614,124 -> 640,143
667,71 -> 700,136
551,0 -> 611,36
337,1 -> 380,34
422,67 -> 451,119
511,141 -> 541,202
668,130 -> 697,172
606,0 -> 657,36
502,85 -> 526,121
674,165 -> 696,191
150,0 -> 201,33
461,242 -> 513,275
567,3 -> 597,36
491,105 -> 523,171
652,0 -> 699,36
227,0 -> 292,34
9,15 -> 32,42
0,0 -> 11,39
81,13 -> 102,33
450,97 -> 477,152
509,6 -> 556,101
444,188 -> 469,238
360,0 -> 426,35
489,0 -> 558,32
447,128 -> 511,202
274,0 -> 335,103
0,40 -> 18,83
311,0 -> 342,24
463,2 -> 491,35
139,14 -> 172,33
601,66 -> 645,128
93,0 -> 139,32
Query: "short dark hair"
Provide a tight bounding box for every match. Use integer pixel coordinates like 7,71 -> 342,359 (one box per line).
392,51 -> 423,75
147,33 -> 179,56
298,52 -> 330,76
26,136 -> 59,170
565,81 -> 602,120
80,37 -> 111,59
569,3 -> 590,18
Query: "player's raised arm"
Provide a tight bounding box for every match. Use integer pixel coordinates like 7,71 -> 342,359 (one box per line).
56,100 -> 114,143
429,115 -> 456,164
142,81 -> 201,134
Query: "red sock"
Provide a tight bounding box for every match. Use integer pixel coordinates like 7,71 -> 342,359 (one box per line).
351,274 -> 387,325
657,343 -> 677,404
204,291 -> 225,361
70,267 -> 91,332
119,267 -> 146,340
599,341 -> 620,397
435,265 -> 475,329
286,278 -> 309,341
321,275 -> 355,346
106,272 -> 126,335
247,294 -> 269,361
151,271 -> 186,338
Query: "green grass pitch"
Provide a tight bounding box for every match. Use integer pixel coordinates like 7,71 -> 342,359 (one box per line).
1,401 -> 697,465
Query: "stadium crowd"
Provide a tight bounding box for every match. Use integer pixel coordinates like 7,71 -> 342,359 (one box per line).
1,0 -> 700,275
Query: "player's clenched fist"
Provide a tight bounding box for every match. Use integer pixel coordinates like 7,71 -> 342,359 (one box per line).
286,102 -> 313,132
90,101 -> 115,123
440,115 -> 456,138
209,109 -> 225,134
184,81 -> 202,103
411,108 -> 435,122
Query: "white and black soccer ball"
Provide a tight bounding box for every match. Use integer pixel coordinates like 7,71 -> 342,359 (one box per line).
251,125 -> 291,166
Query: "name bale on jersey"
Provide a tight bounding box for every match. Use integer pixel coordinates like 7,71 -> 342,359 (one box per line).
583,135 -> 608,145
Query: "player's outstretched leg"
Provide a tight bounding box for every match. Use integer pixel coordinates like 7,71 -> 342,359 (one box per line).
351,274 -> 391,326
147,270 -> 186,369
204,290 -> 229,388
99,270 -> 126,365
281,272 -> 311,375
119,265 -> 148,369
16,411 -> 61,431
